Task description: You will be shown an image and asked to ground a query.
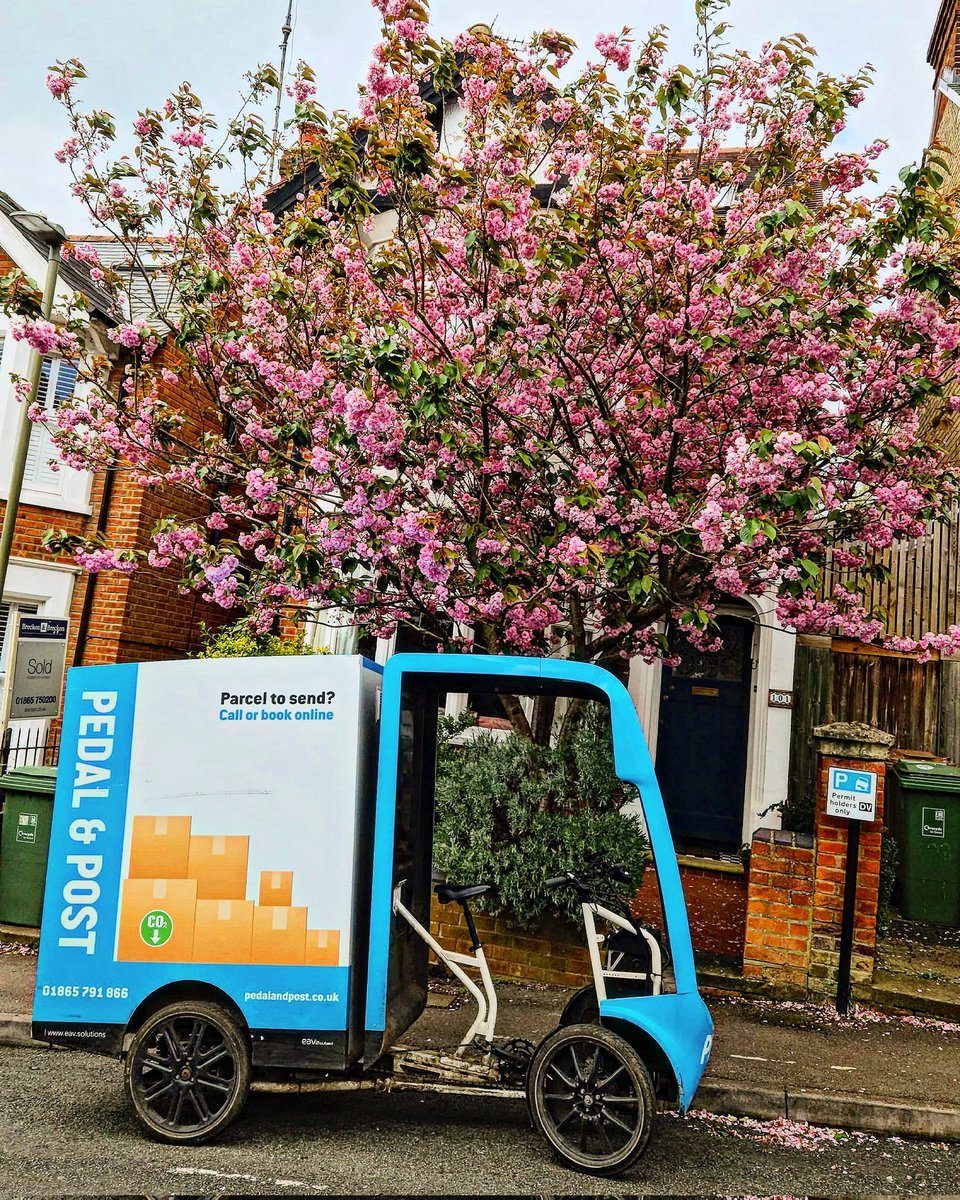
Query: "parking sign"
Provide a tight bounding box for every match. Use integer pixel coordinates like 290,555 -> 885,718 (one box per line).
825,767 -> 878,821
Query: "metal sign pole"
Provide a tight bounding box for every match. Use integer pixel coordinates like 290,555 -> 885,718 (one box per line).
835,819 -> 861,1017
825,764 -> 878,1017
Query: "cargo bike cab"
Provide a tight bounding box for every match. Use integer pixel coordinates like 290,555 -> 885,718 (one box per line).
33,652 -> 713,1178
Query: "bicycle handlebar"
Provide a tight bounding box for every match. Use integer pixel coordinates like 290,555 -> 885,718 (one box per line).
543,860 -> 634,893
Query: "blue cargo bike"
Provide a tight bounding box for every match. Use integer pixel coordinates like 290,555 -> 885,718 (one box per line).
34,652 -> 713,1177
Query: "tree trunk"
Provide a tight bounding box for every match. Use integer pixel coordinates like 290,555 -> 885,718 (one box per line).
500,691 -> 534,740
479,621 -> 535,740
530,694 -> 556,746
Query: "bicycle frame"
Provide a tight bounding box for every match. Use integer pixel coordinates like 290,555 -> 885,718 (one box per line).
393,882 -> 498,1052
394,877 -> 664,1064
582,901 -> 662,1001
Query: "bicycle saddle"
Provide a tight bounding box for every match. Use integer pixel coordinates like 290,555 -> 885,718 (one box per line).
434,882 -> 492,904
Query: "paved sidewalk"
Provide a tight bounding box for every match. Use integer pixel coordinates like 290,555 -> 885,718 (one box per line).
4,935 -> 958,1143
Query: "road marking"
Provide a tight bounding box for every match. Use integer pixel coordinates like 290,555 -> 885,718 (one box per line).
169,1169 -> 255,1182
829,1065 -> 857,1071
168,1167 -> 325,1191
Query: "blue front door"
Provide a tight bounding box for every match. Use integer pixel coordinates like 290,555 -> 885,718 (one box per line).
656,616 -> 752,846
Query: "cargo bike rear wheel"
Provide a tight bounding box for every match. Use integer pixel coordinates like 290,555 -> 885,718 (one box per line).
125,1000 -> 251,1143
526,1023 -> 655,1176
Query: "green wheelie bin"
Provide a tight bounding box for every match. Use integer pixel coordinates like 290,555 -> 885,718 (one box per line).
892,761 -> 960,927
0,766 -> 57,926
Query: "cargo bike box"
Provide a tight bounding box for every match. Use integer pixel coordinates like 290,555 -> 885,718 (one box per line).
34,652 -> 713,1177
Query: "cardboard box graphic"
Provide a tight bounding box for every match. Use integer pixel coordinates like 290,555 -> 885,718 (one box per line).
251,905 -> 308,965
187,835 -> 249,900
259,870 -> 294,908
117,877 -> 198,962
128,815 -> 192,880
305,928 -> 341,967
192,899 -> 254,963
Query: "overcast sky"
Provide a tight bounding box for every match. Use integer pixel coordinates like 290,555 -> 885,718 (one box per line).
0,0 -> 944,234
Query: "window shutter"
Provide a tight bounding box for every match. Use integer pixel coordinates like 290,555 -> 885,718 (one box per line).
0,601 -> 40,679
23,358 -> 76,493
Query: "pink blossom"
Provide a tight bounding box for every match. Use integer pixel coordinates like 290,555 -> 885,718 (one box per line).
54,137 -> 80,163
288,79 -> 317,104
45,72 -> 74,98
113,320 -> 148,349
12,320 -> 60,355
75,548 -> 137,574
595,33 -> 631,72
171,128 -> 204,149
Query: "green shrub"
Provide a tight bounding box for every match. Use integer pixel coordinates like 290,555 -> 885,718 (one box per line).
195,619 -> 322,658
433,706 -> 650,927
777,792 -> 815,837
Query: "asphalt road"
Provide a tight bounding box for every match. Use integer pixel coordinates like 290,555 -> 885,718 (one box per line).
1,1045 -> 959,1196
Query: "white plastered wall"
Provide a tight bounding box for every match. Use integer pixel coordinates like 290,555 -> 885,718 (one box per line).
628,595 -> 797,846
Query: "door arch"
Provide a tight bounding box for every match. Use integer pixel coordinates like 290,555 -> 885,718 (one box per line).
656,615 -> 754,847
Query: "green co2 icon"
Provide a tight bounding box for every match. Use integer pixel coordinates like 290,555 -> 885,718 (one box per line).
139,909 -> 173,947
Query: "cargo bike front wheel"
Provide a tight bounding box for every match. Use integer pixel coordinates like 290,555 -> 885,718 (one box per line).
125,1000 -> 251,1143
526,1023 -> 655,1177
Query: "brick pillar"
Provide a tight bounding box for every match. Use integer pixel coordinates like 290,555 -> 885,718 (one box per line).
807,722 -> 894,999
743,829 -> 816,992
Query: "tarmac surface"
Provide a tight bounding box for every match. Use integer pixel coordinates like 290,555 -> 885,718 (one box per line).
3,933 -> 960,1144
413,975 -> 960,1138
1,1041 -> 958,1196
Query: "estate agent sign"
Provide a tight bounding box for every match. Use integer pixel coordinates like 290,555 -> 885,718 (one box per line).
8,616 -> 69,720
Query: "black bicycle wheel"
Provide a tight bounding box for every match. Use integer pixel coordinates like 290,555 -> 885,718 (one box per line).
527,1023 -> 655,1176
125,1000 -> 251,1144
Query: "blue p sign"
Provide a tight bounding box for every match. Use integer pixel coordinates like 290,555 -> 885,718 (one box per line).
826,766 -> 878,821
831,769 -> 874,794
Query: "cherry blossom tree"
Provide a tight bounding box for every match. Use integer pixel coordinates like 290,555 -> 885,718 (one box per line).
27,0 -> 960,732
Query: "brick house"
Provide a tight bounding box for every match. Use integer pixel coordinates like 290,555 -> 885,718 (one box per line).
0,195 -> 220,765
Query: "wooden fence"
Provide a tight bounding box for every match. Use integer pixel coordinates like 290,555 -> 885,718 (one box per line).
788,637 -> 947,825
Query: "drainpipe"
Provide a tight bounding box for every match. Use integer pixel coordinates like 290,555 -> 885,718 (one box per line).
72,366 -> 128,667
71,454 -> 118,667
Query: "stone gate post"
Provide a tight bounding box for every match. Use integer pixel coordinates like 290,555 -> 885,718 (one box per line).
807,721 -> 894,999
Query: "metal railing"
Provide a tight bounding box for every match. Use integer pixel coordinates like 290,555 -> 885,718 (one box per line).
0,725 -> 61,773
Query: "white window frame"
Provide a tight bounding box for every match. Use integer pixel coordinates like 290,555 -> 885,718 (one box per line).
0,323 -> 94,514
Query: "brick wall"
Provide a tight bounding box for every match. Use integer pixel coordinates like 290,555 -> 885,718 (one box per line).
743,829 -> 815,990
428,856 -> 749,989
88,343 -> 225,664
634,859 -> 747,961
742,729 -> 890,998
430,894 -> 592,988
